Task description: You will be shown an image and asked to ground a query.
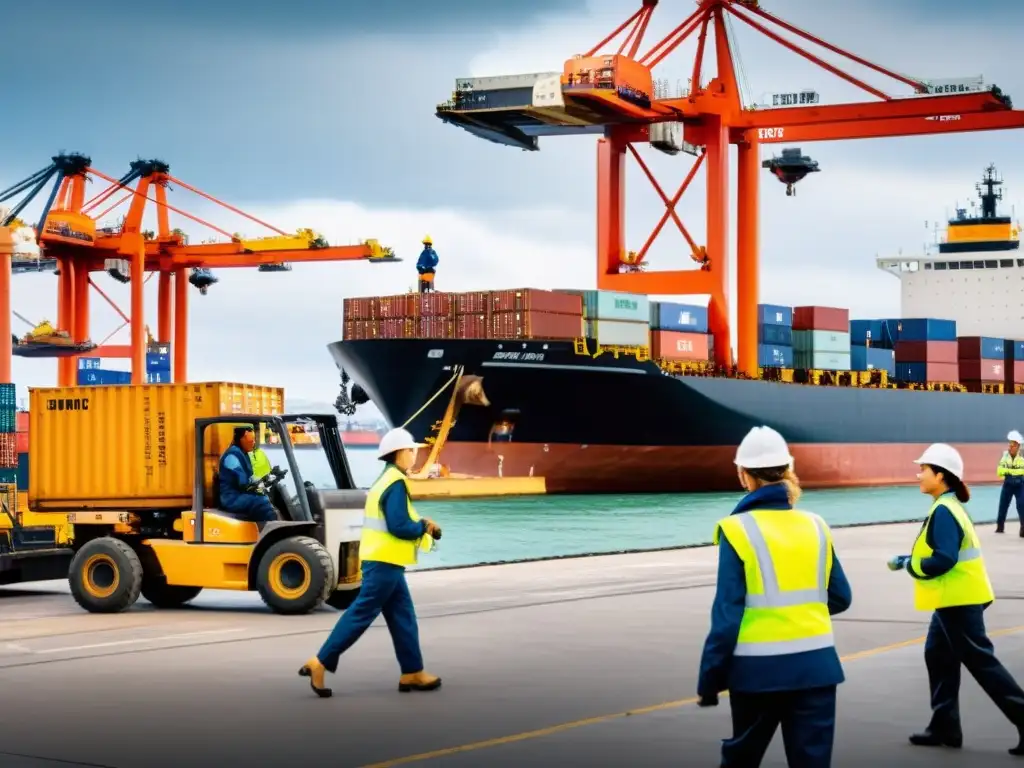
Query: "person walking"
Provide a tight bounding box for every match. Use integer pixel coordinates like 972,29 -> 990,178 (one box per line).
995,430 -> 1024,535
297,427 -> 443,698
697,425 -> 853,767
887,443 -> 1024,755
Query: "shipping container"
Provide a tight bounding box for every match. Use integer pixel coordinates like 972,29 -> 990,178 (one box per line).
456,313 -> 489,339
15,430 -> 27,454
491,311 -> 583,340
650,330 -> 710,361
894,340 -> 957,364
792,330 -> 851,354
883,318 -> 957,344
758,323 -> 793,346
0,383 -> 14,409
957,336 -> 1005,360
0,468 -> 15,486
0,408 -> 14,433
758,304 -> 793,327
455,291 -> 491,314
77,369 -> 132,386
793,306 -> 849,333
29,382 -> 285,511
1010,360 -> 1024,385
569,290 -> 649,322
78,357 -> 102,371
849,320 -> 887,348
342,296 -> 380,321
650,302 -> 708,333
851,346 -> 896,375
417,316 -> 455,339
564,54 -> 653,104
376,294 -> 420,319
794,351 -> 851,371
896,362 -> 960,384
420,292 -> 454,318
758,344 -> 794,368
958,359 -> 1005,382
16,411 -> 28,433
586,319 -> 650,347
492,288 -> 582,315
342,319 -> 381,341
16,450 -> 28,490
378,318 -> 417,339
146,371 -> 170,384
1010,341 -> 1024,361
0,433 -> 16,468
146,352 -> 171,372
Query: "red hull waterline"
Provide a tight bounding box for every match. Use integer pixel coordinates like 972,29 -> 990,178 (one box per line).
434,442 -> 1006,494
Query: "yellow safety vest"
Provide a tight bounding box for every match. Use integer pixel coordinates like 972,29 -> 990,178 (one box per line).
910,495 -> 994,611
360,465 -> 433,568
997,451 -> 1024,479
714,508 -> 835,657
250,448 -> 273,480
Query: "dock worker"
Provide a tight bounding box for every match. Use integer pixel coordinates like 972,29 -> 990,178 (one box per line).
217,426 -> 278,523
697,426 -> 852,768
298,427 -> 443,698
416,235 -> 438,293
996,430 -> 1024,535
887,443 -> 1024,756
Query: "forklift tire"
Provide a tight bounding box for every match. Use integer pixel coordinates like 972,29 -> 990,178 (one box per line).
69,537 -> 144,614
325,586 -> 361,611
256,536 -> 335,615
141,580 -> 203,609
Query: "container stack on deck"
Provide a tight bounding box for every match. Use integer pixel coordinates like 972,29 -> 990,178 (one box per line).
15,411 -> 28,492
891,319 -> 959,384
572,290 -> 649,347
848,320 -> 897,376
1005,341 -> 1024,394
792,306 -> 851,371
958,336 -> 1005,392
649,300 -> 711,362
0,384 -> 17,494
491,289 -> 583,340
758,304 -> 794,368
77,344 -> 172,386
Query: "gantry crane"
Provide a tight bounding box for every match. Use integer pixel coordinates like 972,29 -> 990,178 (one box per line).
0,155 -> 399,386
436,0 -> 1024,376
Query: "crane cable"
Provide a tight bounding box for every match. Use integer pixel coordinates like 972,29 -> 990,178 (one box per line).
724,12 -> 754,111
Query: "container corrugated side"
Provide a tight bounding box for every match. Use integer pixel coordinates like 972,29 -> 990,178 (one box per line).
0,384 -> 15,409
849,320 -> 887,348
758,344 -> 793,368
16,411 -> 28,433
29,382 -> 284,511
758,323 -> 792,346
491,289 -> 581,315
958,359 -> 1005,383
15,431 -> 27,454
896,362 -> 959,383
792,330 -> 850,354
758,304 -> 793,327
885,318 -> 957,343
577,290 -> 649,322
794,351 -> 851,371
0,408 -> 14,433
894,340 -> 957,364
1011,361 -> 1024,384
491,311 -> 583,340
649,302 -> 708,333
0,434 -> 16,468
957,336 -> 1005,360
586,319 -> 650,347
851,346 -> 895,375
793,306 -> 849,333
650,331 -> 709,361
1011,341 -> 1024,361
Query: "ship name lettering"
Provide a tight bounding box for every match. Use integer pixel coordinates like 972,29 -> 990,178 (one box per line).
492,352 -> 546,361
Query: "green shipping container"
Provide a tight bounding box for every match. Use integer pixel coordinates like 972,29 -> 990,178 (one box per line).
576,290 -> 650,323
794,351 -> 852,371
793,330 -> 851,354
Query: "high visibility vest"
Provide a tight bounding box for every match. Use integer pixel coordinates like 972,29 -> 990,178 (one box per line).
997,451 -> 1024,479
250,448 -> 273,480
360,465 -> 433,568
910,496 -> 994,611
714,509 -> 835,657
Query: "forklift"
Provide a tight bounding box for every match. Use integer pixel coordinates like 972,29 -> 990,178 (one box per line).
0,492 -> 74,585
65,413 -> 366,614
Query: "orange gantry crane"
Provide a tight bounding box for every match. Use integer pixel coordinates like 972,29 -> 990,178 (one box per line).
0,155 -> 397,386
436,0 -> 1024,376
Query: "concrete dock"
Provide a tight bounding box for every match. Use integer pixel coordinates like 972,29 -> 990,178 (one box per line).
2,520 -> 1024,767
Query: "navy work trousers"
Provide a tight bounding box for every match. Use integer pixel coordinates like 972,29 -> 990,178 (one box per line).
924,604 -> 1024,736
721,685 -> 836,767
996,482 -> 1024,530
317,560 -> 424,675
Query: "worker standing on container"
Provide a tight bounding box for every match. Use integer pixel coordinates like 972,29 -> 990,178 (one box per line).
416,235 -> 438,293
697,426 -> 852,767
995,430 -> 1024,535
888,443 -> 1024,755
298,427 -> 442,698
218,426 -> 278,523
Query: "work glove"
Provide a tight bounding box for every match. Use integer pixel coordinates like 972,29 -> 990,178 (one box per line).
887,555 -> 910,571
697,692 -> 719,708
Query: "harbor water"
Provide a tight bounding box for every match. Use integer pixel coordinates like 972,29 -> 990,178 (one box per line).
274,446 -> 1016,569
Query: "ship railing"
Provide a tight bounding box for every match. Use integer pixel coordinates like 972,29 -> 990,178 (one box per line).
573,337 -> 651,362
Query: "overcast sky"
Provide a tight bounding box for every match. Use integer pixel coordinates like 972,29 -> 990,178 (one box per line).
5,0 -> 1023,408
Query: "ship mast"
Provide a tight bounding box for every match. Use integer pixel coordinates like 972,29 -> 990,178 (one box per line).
976,163 -> 1003,220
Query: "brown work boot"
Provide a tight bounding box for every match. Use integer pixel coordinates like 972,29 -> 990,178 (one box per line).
398,670 -> 442,692
298,657 -> 332,698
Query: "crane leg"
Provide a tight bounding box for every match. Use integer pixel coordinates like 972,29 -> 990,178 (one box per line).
158,272 -> 172,343
130,245 -> 145,385
737,138 -> 761,379
596,132 -> 627,281
704,115 -> 732,370
57,257 -> 75,386
173,267 -> 188,382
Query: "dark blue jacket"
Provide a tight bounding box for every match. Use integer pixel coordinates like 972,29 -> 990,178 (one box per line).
378,466 -> 429,541
218,444 -> 273,517
907,493 -> 965,581
697,484 -> 853,697
416,246 -> 438,274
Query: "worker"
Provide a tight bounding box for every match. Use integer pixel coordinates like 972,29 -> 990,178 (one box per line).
697,426 -> 852,767
416,235 -> 438,293
250,438 -> 274,482
887,443 -> 1024,756
298,427 -> 442,698
217,426 -> 278,523
995,430 -> 1024,535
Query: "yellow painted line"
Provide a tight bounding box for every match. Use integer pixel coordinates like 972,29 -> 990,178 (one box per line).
359,623 -> 1024,768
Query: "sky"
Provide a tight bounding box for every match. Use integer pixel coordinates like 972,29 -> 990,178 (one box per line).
4,0 -> 1023,409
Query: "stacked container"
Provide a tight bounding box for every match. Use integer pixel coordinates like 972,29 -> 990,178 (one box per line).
649,301 -> 710,362
76,346 -> 174,387
1004,340 -> 1024,393
892,319 -> 959,384
792,306 -> 851,371
145,343 -> 171,384
0,383 -> 16,487
757,304 -> 794,368
567,290 -> 649,347
957,336 -> 1005,392
15,411 -> 28,491
489,288 -> 583,340
848,319 -> 896,375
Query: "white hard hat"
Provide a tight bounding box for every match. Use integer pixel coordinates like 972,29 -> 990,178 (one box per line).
377,427 -> 425,459
1008,430 -> 1023,444
913,443 -> 964,480
734,426 -> 794,469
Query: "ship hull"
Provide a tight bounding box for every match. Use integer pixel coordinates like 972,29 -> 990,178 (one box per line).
328,338 -> 1015,493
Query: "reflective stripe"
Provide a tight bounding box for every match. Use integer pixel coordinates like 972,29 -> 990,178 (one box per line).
738,512 -> 829,608
362,517 -> 389,532
735,633 -> 836,657
959,546 -> 981,561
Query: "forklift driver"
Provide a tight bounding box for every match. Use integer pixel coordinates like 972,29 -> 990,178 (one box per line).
218,427 -> 280,523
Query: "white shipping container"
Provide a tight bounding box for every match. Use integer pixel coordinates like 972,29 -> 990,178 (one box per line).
794,350 -> 852,371
792,330 -> 851,354
575,290 -> 650,322
586,319 -> 650,347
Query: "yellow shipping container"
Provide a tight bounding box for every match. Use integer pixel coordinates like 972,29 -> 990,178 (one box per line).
28,382 -> 284,512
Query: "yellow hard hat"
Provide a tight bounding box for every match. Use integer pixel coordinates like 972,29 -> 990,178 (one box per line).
422,235 -> 432,245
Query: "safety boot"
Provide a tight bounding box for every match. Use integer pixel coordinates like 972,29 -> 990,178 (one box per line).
398,670 -> 442,692
908,730 -> 962,749
298,657 -> 332,698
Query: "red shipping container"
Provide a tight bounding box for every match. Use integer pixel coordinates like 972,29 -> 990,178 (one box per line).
792,306 -> 849,332
455,291 -> 491,314
1014,361 -> 1024,384
420,292 -> 454,318
0,433 -> 16,469
651,330 -> 710,361
16,411 -> 28,433
378,294 -> 419,319
490,310 -> 583,340
15,431 -> 28,454
958,358 -> 1004,382
916,362 -> 960,383
491,288 -> 582,315
456,314 -> 488,339
343,296 -> 380,320
895,340 -> 957,364
417,317 -> 454,338
343,320 -> 380,340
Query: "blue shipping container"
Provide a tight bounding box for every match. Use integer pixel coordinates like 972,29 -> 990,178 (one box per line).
649,302 -> 708,333
146,353 -> 171,372
1008,340 -> 1024,361
758,304 -> 793,327
16,451 -> 28,490
849,319 -> 887,347
0,383 -> 14,409
146,371 -> 170,384
851,345 -> 895,375
77,369 -> 132,386
882,318 -> 956,344
758,323 -> 793,346
0,467 -> 15,485
960,336 -> 1005,360
0,408 -> 15,434
758,344 -> 793,368
895,362 -> 959,384
78,357 -> 102,371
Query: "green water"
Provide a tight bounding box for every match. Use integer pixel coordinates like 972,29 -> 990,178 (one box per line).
276,446 -> 1014,569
